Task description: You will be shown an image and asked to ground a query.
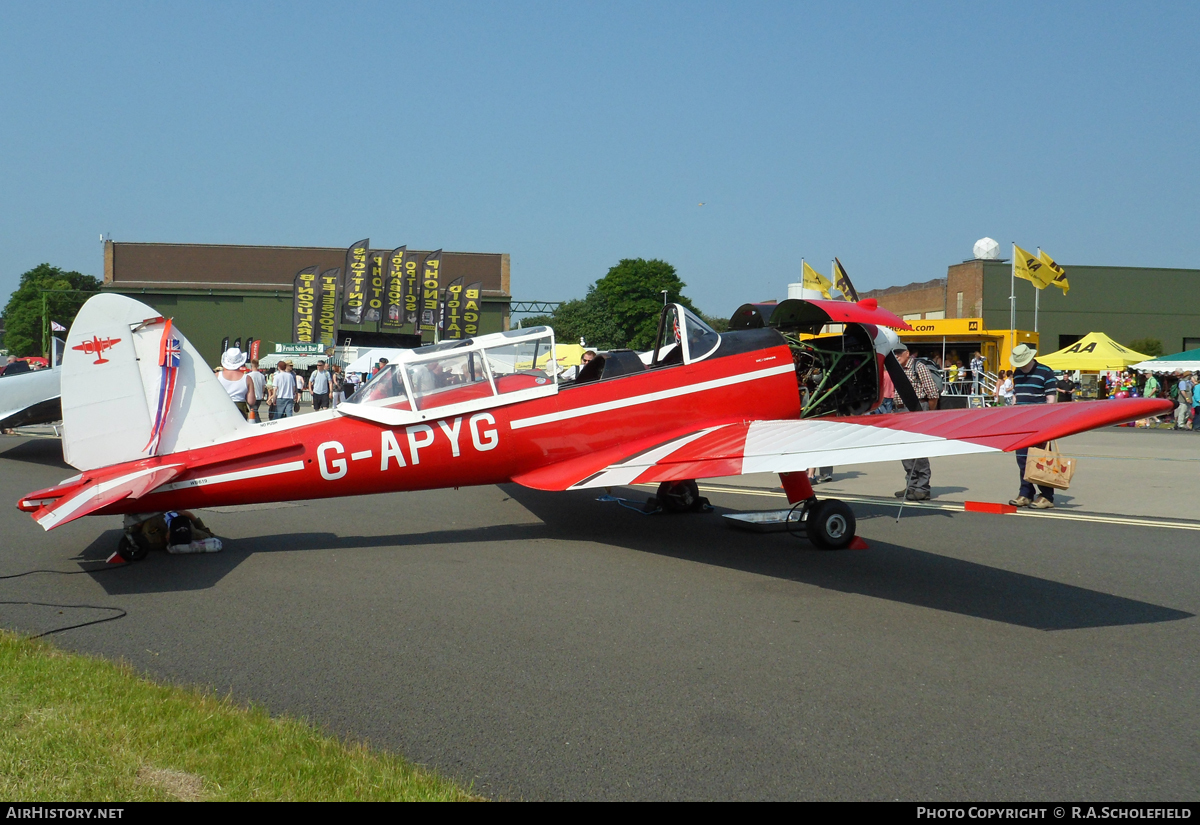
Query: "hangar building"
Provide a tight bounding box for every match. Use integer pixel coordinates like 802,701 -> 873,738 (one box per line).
102,240 -> 512,365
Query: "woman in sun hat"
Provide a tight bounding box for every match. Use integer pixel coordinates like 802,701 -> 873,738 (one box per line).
217,347 -> 256,422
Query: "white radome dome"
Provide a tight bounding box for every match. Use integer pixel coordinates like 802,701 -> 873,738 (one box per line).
973,237 -> 1000,260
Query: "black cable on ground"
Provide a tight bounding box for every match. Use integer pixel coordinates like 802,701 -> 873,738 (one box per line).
0,563 -> 130,581
0,563 -> 131,636
0,601 -> 127,638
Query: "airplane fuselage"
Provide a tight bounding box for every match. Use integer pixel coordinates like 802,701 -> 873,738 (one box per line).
91,333 -> 801,516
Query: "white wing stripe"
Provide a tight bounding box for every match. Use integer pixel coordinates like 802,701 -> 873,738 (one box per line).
741,419 -> 997,474
567,426 -> 726,490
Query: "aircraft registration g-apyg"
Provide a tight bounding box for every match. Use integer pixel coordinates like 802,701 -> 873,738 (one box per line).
18,293 -> 1170,558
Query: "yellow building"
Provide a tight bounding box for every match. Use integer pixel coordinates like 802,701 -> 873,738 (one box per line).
897,318 -> 1038,376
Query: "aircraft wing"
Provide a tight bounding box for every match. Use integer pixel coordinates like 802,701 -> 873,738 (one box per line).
512,398 -> 1173,491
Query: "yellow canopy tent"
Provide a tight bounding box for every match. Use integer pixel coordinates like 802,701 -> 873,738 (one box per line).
1037,332 -> 1149,371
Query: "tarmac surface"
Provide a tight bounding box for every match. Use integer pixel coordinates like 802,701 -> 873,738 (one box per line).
1,426 -> 1197,800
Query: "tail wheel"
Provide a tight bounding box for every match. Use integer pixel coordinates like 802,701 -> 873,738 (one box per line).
806,499 -> 856,550
657,479 -> 700,513
117,533 -> 149,562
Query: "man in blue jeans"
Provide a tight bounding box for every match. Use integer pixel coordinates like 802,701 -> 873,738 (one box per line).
271,360 -> 298,419
1009,345 -> 1058,509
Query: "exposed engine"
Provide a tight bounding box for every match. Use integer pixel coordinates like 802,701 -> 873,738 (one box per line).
788,323 -> 881,418
728,299 -> 914,419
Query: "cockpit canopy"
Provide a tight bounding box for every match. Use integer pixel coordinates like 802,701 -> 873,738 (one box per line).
343,326 -> 557,422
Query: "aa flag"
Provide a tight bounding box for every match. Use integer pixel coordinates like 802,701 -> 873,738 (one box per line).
1037,249 -> 1070,294
383,246 -> 406,330
441,277 -> 466,339
292,265 -> 319,343
1014,244 -> 1054,289
420,250 -> 443,333
341,239 -> 370,324
833,258 -> 859,302
365,250 -> 386,323
802,261 -> 834,299
463,281 -> 483,337
403,248 -> 421,328
317,268 -> 341,344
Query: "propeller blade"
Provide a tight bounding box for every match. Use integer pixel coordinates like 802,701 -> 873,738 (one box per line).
885,352 -> 923,413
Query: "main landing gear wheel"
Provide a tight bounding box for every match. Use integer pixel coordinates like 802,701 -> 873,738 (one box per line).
806,499 -> 856,551
657,479 -> 701,513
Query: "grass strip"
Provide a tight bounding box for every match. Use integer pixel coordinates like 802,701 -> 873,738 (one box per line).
0,630 -> 479,801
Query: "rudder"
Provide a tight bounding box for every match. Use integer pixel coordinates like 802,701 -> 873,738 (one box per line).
61,294 -> 250,471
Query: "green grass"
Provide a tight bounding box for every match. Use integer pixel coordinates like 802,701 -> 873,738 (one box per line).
0,631 -> 479,801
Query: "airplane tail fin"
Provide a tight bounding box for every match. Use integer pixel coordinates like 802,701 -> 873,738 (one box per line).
60,293 -> 250,471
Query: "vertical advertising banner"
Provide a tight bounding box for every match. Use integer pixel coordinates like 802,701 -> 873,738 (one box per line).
403,249 -> 421,328
341,239 -> 370,325
293,266 -> 319,343
463,281 -> 483,337
441,277 -> 466,339
365,250 -> 386,324
382,246 -> 406,331
221,336 -> 230,353
249,339 -> 261,362
419,250 -> 443,333
317,268 -> 341,344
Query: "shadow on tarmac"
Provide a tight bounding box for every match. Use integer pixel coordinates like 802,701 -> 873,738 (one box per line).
84,484 -> 1193,632
0,438 -> 70,471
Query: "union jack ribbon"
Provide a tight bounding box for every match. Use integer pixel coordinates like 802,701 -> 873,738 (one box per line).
143,318 -> 181,455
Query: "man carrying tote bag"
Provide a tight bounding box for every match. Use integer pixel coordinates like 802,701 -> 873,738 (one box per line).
1009,345 -> 1061,509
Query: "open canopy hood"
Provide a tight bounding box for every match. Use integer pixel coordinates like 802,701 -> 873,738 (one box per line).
729,298 -> 912,334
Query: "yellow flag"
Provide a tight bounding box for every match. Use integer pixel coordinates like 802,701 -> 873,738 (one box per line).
802,261 -> 833,299
1013,244 -> 1054,289
1037,249 -> 1069,294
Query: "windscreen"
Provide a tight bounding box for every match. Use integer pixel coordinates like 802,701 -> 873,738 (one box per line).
346,364 -> 411,406
681,308 -> 721,362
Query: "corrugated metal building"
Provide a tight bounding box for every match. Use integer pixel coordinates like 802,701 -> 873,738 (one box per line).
102,241 -> 512,364
862,259 -> 1200,354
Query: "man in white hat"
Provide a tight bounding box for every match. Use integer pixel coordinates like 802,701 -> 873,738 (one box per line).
1009,344 -> 1058,509
217,347 -> 256,422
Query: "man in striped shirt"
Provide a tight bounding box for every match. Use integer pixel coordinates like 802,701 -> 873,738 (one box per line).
891,343 -> 941,501
1009,344 -> 1058,509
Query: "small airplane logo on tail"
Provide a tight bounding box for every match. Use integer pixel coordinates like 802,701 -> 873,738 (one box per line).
71,336 -> 121,364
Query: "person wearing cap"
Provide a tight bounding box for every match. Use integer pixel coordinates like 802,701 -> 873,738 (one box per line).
310,360 -> 332,411
217,348 -> 256,423
1009,343 -> 1058,509
1172,370 -> 1192,430
891,342 -> 940,501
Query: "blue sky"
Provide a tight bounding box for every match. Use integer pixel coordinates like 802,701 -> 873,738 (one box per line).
2,1 -> 1197,317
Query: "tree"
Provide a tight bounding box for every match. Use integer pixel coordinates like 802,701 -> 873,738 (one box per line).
2,264 -> 102,356
592,258 -> 698,351
1128,338 -> 1164,358
520,257 -> 724,351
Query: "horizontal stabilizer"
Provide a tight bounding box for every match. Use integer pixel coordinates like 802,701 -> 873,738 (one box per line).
29,463 -> 183,531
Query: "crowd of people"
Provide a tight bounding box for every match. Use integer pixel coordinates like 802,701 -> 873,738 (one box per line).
214,348 -> 354,423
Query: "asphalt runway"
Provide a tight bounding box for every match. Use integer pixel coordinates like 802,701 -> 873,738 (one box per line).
1,433 -> 1197,800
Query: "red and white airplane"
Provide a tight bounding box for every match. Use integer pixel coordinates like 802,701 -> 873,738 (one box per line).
18,293 -> 1170,557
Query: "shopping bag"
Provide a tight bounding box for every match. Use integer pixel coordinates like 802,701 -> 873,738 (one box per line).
1024,441 -> 1076,489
